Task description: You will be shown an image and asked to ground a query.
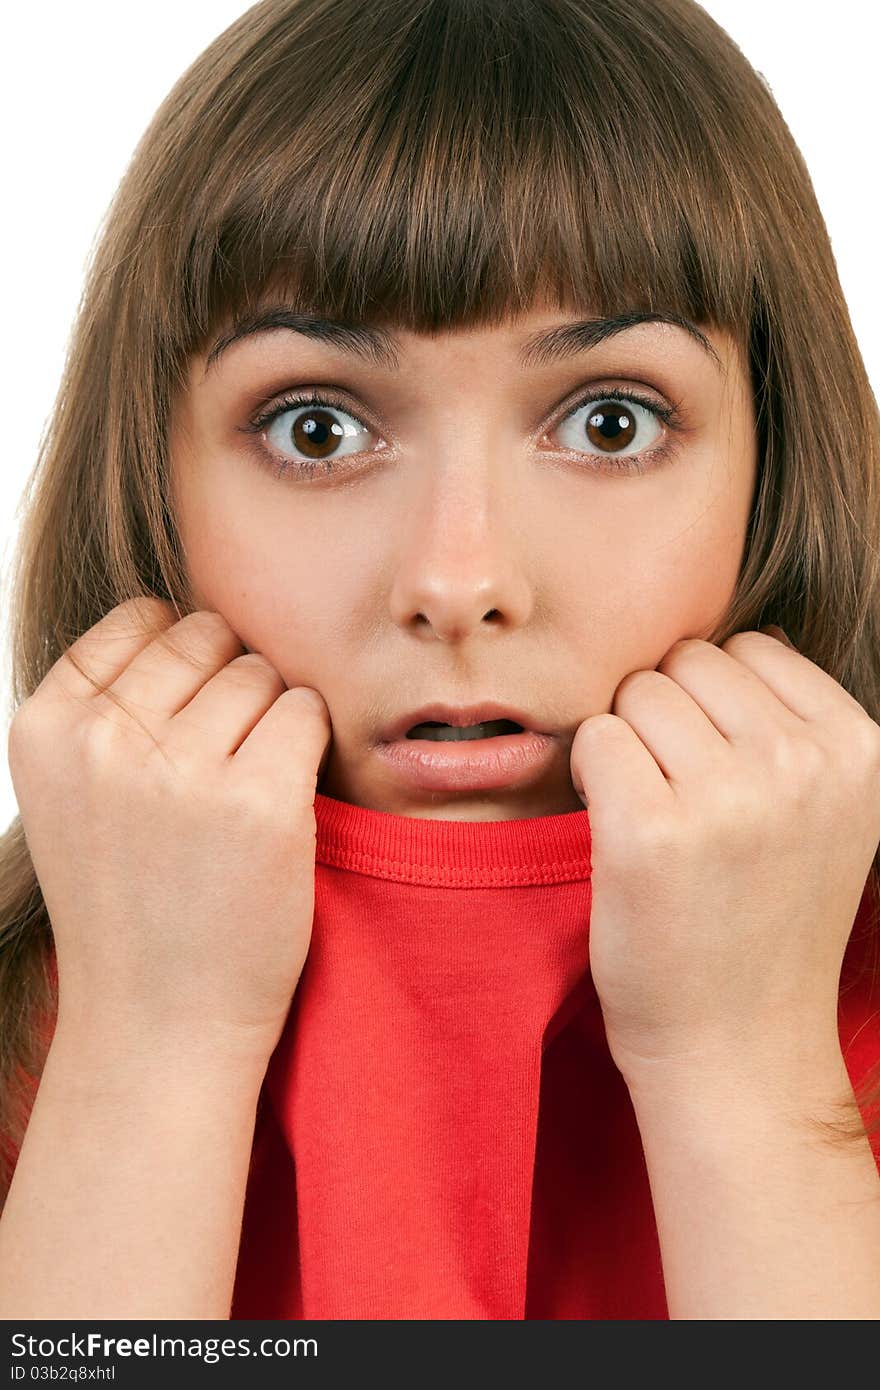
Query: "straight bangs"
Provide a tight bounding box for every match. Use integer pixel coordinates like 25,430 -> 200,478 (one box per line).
151,0 -> 762,379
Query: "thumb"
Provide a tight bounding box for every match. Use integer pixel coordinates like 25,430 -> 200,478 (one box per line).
570,712 -> 667,819
233,684 -> 332,794
295,688 -> 333,785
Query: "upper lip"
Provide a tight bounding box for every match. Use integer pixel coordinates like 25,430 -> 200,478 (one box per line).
380,702 -> 551,742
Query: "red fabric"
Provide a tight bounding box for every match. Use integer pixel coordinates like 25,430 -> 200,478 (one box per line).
230,791 -> 880,1321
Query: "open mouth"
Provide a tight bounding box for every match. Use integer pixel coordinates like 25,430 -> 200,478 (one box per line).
405,719 -> 525,742
378,718 -> 554,791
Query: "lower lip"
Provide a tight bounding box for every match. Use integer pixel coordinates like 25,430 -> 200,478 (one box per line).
375,729 -> 556,791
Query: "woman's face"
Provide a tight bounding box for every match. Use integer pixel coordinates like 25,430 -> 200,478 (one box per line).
169,297 -> 757,820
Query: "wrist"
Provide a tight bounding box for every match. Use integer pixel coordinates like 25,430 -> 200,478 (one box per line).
621,1035 -> 854,1137
47,1014 -> 274,1104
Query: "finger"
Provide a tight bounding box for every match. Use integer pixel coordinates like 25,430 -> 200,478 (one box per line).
611,667 -> 733,785
102,609 -> 245,734
164,653 -> 287,757
653,637 -> 801,750
36,597 -> 179,709
720,629 -> 868,727
232,685 -> 332,795
570,711 -> 672,818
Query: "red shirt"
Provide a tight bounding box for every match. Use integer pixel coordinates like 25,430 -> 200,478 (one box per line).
230,791 -> 880,1320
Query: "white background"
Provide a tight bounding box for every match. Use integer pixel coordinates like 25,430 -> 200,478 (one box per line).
0,1 -> 877,829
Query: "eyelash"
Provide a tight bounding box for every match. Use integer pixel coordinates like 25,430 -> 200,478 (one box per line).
242,385 -> 685,480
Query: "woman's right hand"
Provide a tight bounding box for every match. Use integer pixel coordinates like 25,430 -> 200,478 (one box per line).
6,597 -> 332,1073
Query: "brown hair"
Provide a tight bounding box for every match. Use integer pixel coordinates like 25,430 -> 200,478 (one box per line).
2,0 -> 879,1200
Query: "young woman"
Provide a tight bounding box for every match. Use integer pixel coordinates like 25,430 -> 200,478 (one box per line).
0,0 -> 878,1319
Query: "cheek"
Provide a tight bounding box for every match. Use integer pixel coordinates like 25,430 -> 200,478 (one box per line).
638,516 -> 745,642
175,479 -> 335,657
573,470 -> 752,683
169,420 -> 372,686
183,521 -> 379,710
195,539 -> 337,659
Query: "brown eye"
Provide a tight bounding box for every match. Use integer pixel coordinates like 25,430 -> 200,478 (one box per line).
253,394 -> 377,469
585,401 -> 637,452
554,393 -> 665,462
273,403 -> 371,461
291,405 -> 346,459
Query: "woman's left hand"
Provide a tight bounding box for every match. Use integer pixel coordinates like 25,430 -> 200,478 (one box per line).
569,627 -> 880,1087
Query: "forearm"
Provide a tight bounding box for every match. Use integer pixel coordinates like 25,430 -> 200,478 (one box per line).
0,1027 -> 266,1319
625,1046 -> 880,1319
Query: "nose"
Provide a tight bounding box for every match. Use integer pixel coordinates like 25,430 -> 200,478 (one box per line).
387,447 -> 535,643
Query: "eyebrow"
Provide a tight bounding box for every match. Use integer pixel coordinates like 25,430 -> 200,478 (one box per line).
203,306 -> 724,376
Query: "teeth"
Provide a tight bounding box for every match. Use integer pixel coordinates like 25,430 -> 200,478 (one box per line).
406,719 -> 524,741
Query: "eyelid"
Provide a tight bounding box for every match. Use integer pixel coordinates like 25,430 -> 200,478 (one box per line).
540,379 -> 685,444
244,378 -> 685,442
239,378 -> 693,487
243,383 -> 393,447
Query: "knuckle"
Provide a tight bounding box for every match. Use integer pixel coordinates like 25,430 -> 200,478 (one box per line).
228,651 -> 276,670
769,729 -> 813,775
223,653 -> 284,685
164,609 -> 242,665
767,735 -> 826,803
721,630 -> 761,654
8,695 -> 59,752
7,704 -> 34,761
574,712 -> 621,743
177,608 -> 236,641
614,668 -> 661,703
76,708 -> 127,763
119,595 -> 177,619
660,637 -> 703,664
78,696 -> 166,769
143,737 -> 201,789
856,716 -> 880,768
110,595 -> 179,637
